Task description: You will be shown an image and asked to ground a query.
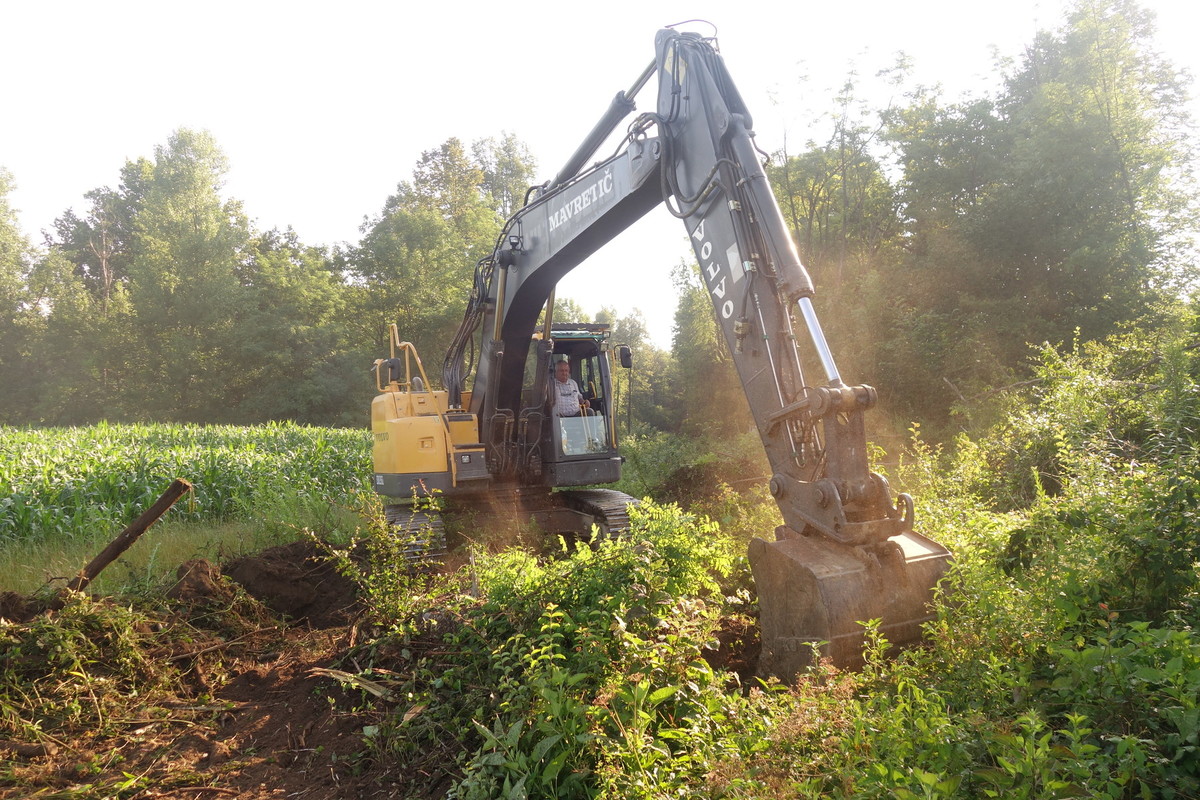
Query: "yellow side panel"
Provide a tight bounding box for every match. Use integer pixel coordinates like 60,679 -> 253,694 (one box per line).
447,416 -> 480,446
407,391 -> 448,416
370,392 -> 401,427
370,391 -> 452,422
371,392 -> 449,476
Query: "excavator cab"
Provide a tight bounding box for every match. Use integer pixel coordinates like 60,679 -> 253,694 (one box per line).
370,319 -> 637,553
533,323 -> 622,484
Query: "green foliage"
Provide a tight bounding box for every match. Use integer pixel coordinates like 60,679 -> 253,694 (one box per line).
691,302 -> 1200,798
331,501 -> 790,799
472,133 -> 538,217
317,491 -> 447,625
0,593 -> 179,738
868,0 -> 1195,427
341,136 -> 510,374
613,430 -> 772,531
954,308 -> 1200,628
1032,623 -> 1200,796
964,312 -> 1196,509
595,305 -> 679,436
611,431 -> 707,500
3,129 -> 539,425
0,422 -> 370,544
770,134 -> 899,280
671,262 -> 753,438
0,168 -> 38,421
227,229 -> 364,424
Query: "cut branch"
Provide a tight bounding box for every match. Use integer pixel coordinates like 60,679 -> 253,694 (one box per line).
67,478 -> 193,592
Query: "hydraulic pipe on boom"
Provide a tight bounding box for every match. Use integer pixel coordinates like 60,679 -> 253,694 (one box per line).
547,60 -> 658,193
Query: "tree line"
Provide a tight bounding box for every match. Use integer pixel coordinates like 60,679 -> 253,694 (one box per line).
0,133 -> 536,426
0,0 -> 1193,440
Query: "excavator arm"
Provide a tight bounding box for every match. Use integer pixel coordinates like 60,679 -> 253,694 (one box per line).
442,28 -> 950,675
653,30 -> 916,549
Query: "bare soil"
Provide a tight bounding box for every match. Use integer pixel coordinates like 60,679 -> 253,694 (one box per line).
704,613 -> 762,685
0,542 -> 408,799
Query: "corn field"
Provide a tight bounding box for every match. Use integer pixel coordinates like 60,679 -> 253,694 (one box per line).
0,422 -> 371,542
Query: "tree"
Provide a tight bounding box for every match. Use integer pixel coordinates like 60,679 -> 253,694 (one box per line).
343,138 -> 514,376
670,263 -> 752,438
550,296 -> 589,324
0,168 -> 37,421
50,161 -> 149,315
0,169 -> 30,308
229,229 -> 361,423
768,132 -> 902,391
118,129 -> 255,420
11,130 -> 554,425
878,0 -> 1195,426
473,133 -> 538,217
596,305 -> 678,434
770,73 -> 904,297
978,0 -> 1194,326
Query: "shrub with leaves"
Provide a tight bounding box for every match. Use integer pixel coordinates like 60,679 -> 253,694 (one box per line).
329,501 -> 794,799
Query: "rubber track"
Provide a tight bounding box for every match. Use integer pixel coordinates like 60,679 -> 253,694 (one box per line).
563,489 -> 638,540
384,505 -> 448,566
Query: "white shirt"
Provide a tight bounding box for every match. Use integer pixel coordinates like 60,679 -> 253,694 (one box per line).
551,377 -> 584,416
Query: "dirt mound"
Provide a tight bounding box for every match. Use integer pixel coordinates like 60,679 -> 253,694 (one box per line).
1,624 -> 396,799
224,540 -> 359,628
0,541 -> 395,799
0,590 -> 39,623
166,558 -> 233,605
157,629 -> 389,799
655,458 -> 761,506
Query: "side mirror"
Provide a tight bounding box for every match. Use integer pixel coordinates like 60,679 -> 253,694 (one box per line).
617,345 -> 633,369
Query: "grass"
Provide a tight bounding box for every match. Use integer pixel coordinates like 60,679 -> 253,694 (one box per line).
0,422 -> 371,596
0,519 -> 293,596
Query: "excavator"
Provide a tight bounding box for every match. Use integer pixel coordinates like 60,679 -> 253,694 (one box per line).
370,27 -> 951,677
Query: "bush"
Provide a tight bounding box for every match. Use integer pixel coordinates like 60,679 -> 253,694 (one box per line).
327,500 -> 796,799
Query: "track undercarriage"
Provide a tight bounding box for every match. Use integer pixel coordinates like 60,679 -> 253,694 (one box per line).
384,487 -> 637,566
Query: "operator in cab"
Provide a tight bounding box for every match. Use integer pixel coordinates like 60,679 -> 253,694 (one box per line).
551,359 -> 590,417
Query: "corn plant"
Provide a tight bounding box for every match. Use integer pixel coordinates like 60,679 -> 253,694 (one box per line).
0,422 -> 371,543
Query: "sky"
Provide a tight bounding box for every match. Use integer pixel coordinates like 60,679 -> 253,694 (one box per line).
2,0 -> 1197,348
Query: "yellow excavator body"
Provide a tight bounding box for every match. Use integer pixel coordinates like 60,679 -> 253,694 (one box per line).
370,331 -> 487,500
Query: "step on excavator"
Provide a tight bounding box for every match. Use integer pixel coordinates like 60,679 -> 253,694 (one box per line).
370,27 -> 951,678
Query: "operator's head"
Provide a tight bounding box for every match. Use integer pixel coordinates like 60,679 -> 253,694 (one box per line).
554,360 -> 570,382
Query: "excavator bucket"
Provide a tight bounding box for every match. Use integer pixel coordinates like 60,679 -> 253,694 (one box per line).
749,527 -> 952,679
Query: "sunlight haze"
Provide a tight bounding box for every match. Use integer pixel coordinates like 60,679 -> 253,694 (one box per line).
3,0 -> 1196,347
